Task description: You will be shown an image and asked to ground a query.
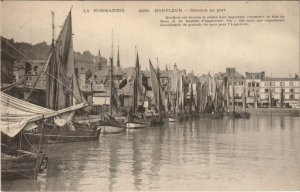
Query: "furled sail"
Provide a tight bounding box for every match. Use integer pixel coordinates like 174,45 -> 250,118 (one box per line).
133,52 -> 141,113
109,58 -> 121,116
149,60 -> 165,115
46,11 -> 85,110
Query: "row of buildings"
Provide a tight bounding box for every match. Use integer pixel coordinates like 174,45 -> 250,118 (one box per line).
2,47 -> 300,110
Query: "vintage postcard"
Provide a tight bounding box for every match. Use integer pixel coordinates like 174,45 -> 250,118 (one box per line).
1,1 -> 299,191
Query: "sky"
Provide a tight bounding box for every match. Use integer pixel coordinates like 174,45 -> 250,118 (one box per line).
1,1 -> 299,77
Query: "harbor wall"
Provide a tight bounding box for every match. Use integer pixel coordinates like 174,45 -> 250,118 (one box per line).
246,108 -> 300,116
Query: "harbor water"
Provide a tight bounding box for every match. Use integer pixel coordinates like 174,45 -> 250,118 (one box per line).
2,116 -> 300,191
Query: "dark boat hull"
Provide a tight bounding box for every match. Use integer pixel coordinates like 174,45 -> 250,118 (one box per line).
24,122 -> 101,144
198,113 -> 223,119
99,119 -> 126,134
223,112 -> 250,119
1,147 -> 47,180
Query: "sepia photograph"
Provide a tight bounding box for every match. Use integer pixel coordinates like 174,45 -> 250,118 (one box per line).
1,1 -> 299,191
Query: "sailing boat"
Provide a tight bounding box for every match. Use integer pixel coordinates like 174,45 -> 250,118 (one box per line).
223,77 -> 250,118
240,79 -> 250,118
98,57 -> 126,134
126,51 -> 147,129
168,72 -> 185,122
1,92 -> 51,180
24,10 -> 100,143
148,59 -> 165,126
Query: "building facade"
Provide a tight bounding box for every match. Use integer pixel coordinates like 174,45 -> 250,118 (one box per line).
260,77 -> 300,108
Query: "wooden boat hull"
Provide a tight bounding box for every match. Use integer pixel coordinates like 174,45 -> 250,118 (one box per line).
168,114 -> 186,122
99,119 -> 126,134
126,122 -> 147,129
168,117 -> 178,122
240,112 -> 251,118
99,125 -> 126,134
150,117 -> 165,126
24,123 -> 101,144
198,113 -> 223,119
1,148 -> 47,180
223,112 -> 250,119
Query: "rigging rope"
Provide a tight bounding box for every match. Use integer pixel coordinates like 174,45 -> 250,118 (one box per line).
44,70 -> 82,103
1,38 -> 32,61
21,131 -> 39,152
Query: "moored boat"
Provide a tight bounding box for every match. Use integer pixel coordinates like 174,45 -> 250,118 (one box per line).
126,121 -> 147,129
168,117 -> 178,122
24,122 -> 101,144
22,10 -> 101,144
99,118 -> 126,134
198,113 -> 223,119
1,92 -> 49,180
1,144 -> 48,180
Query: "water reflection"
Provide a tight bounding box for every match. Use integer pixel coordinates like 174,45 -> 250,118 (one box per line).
2,116 -> 300,191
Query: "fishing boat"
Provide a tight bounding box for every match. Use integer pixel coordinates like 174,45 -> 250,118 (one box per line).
99,116 -> 127,134
1,92 -> 50,180
148,59 -> 166,126
168,117 -> 178,122
23,10 -> 100,143
98,51 -> 126,134
125,51 -> 147,129
1,144 -> 47,181
223,77 -> 250,119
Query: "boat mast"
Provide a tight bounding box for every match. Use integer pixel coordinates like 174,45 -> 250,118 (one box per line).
51,11 -> 55,48
110,31 -> 114,116
269,73 -> 272,108
157,58 -> 162,118
242,78 -> 246,112
231,77 -> 235,113
133,47 -> 138,114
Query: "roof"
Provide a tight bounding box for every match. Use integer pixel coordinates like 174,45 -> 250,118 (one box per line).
143,69 -> 169,78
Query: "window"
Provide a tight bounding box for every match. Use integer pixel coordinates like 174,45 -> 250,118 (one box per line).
248,83 -> 251,87
265,82 -> 269,86
271,89 -> 275,93
290,82 -> 294,86
256,83 -> 259,87
252,82 -> 255,87
280,82 -> 285,86
265,89 -> 269,93
290,95 -> 294,99
270,82 -> 275,86
290,89 -> 294,93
